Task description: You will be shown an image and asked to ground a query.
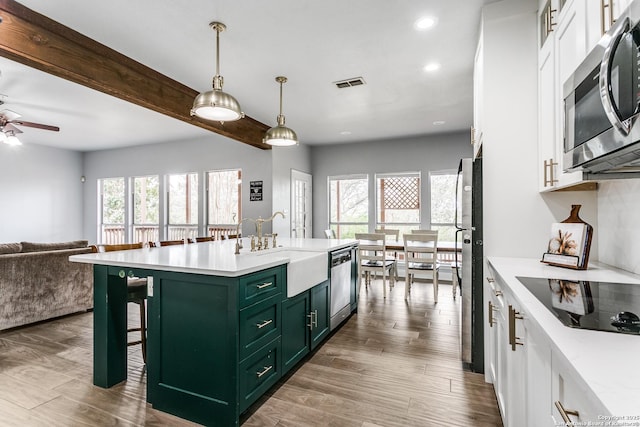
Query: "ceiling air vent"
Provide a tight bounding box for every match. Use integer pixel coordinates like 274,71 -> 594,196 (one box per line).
334,77 -> 366,89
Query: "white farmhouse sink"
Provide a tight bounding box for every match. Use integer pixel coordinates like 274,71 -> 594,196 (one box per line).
257,249 -> 328,297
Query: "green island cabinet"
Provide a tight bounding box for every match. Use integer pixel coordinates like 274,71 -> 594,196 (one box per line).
139,262 -> 341,426
281,279 -> 330,373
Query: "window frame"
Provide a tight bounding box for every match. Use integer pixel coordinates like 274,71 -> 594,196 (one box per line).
166,172 -> 199,240
131,174 -> 160,244
206,168 -> 242,238
375,171 -> 421,234
428,169 -> 458,243
98,177 -> 126,244
328,174 -> 369,239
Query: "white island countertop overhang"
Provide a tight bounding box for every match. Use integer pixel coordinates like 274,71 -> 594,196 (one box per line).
489,257 -> 640,418
70,237 -> 357,277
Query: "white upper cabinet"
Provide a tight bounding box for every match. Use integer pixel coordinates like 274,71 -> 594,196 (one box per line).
537,0 -> 603,191
586,0 -> 633,51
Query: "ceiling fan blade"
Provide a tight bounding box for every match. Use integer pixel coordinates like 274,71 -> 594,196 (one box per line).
3,123 -> 23,134
10,120 -> 60,132
0,109 -> 21,121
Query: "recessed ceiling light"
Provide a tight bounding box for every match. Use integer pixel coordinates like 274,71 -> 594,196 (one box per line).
415,16 -> 437,30
424,62 -> 441,72
340,131 -> 352,135
433,120 -> 446,126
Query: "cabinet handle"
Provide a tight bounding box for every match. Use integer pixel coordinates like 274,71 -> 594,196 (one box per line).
307,313 -> 313,330
312,310 -> 318,328
256,319 -> 273,329
256,365 -> 273,378
486,277 -> 495,283
508,305 -> 524,351
601,0 -> 615,35
555,401 -> 580,426
256,282 -> 273,289
488,301 -> 496,327
494,290 -> 503,297
549,8 -> 557,31
544,158 -> 558,187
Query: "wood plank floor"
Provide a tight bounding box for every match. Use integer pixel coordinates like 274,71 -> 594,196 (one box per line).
0,279 -> 502,426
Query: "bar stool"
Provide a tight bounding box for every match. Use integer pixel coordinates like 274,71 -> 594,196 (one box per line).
93,243 -> 148,362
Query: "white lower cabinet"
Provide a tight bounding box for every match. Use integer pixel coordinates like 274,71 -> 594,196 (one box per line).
485,263 -> 558,427
551,351 -> 607,425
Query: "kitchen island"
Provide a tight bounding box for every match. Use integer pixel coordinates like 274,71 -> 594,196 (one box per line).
70,237 -> 357,426
487,257 -> 640,426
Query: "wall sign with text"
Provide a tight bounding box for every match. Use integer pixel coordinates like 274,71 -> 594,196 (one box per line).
250,181 -> 263,201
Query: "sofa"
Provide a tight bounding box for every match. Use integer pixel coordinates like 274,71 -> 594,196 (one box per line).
0,240 -> 94,331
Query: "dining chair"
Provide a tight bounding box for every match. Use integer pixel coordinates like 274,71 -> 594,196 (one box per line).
411,229 -> 438,235
403,232 -> 440,302
192,236 -> 215,243
149,239 -> 188,247
324,229 -> 336,239
374,228 -> 400,280
93,242 -> 148,362
355,233 -> 396,297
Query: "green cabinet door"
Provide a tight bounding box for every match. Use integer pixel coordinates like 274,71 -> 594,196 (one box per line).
281,291 -> 310,373
147,271 -> 240,427
310,279 -> 330,350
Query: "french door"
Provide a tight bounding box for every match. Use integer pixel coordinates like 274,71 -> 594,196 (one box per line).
291,170 -> 312,238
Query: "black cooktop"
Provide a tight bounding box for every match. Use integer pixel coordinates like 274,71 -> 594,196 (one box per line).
516,277 -> 640,335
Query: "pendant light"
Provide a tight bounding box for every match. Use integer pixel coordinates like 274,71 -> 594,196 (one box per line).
191,22 -> 244,123
2,130 -> 22,146
264,76 -> 298,146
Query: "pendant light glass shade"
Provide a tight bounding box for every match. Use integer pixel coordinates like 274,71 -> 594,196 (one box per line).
2,131 -> 22,146
191,22 -> 244,123
264,76 -> 298,146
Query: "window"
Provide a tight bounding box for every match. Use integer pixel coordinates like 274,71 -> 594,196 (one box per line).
132,175 -> 160,243
99,177 -> 125,244
167,173 -> 199,240
376,172 -> 421,235
207,169 -> 241,238
430,171 -> 458,243
329,175 -> 368,239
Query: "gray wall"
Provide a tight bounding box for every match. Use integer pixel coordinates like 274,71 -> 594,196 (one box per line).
82,134 -> 273,243
0,143 -> 84,243
310,131 -> 473,238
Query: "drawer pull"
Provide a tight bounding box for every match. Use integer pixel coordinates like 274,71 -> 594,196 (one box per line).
494,290 -> 503,297
256,282 -> 273,290
256,319 -> 273,329
256,365 -> 273,378
555,401 -> 579,426
486,277 -> 495,283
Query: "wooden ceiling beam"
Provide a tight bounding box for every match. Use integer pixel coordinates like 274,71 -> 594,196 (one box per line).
0,0 -> 271,150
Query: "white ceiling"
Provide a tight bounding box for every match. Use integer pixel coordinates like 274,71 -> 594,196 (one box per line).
0,0 -> 494,151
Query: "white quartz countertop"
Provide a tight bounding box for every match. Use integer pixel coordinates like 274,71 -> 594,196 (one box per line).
70,237 -> 357,277
488,257 -> 640,417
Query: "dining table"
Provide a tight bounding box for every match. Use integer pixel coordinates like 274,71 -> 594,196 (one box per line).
358,238 -> 462,298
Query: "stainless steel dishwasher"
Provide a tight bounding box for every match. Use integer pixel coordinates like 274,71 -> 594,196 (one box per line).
329,248 -> 352,330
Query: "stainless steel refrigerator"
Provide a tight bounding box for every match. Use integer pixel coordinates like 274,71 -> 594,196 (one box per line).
455,158 -> 483,373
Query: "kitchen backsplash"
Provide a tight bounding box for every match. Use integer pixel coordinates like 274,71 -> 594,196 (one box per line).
597,179 -> 640,275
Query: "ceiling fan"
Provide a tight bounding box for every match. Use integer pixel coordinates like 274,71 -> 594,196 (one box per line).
1,109 -> 60,145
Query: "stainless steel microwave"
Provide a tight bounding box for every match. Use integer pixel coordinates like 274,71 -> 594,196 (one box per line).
563,1 -> 640,175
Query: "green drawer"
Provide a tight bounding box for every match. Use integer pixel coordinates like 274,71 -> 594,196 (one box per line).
238,266 -> 283,308
239,294 -> 281,360
239,337 -> 281,413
